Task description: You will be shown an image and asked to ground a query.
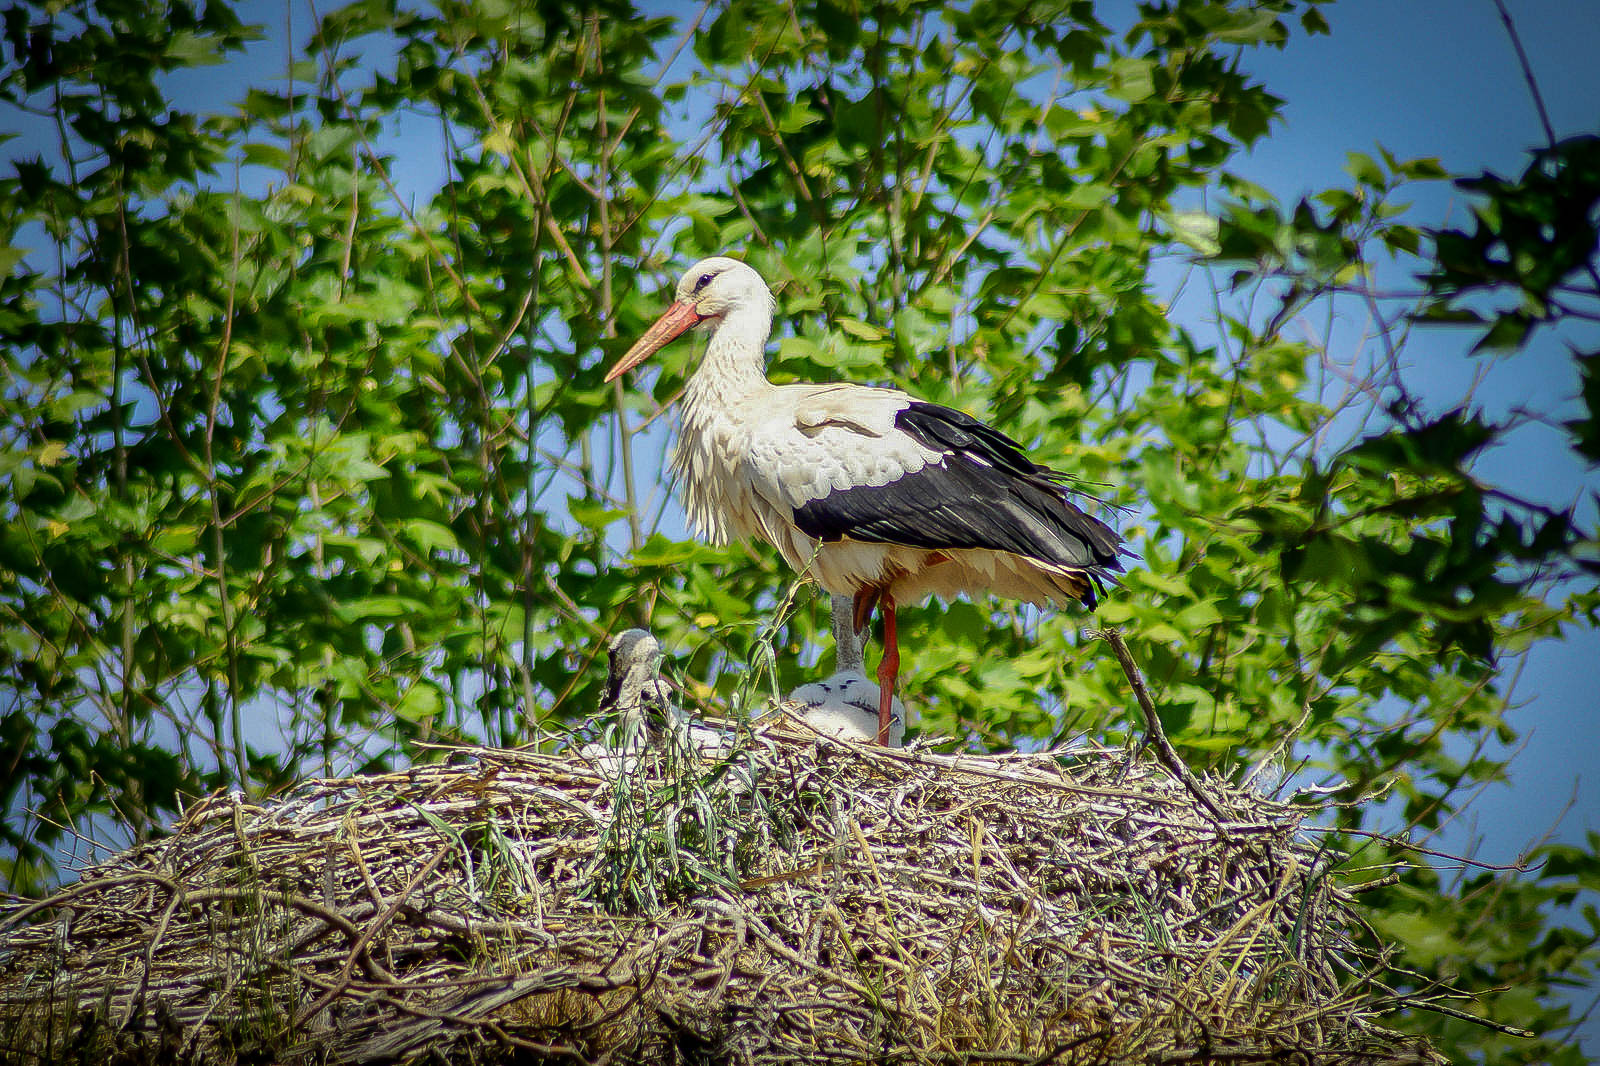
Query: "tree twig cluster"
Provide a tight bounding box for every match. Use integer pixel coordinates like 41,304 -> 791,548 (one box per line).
1,727 -> 1440,1065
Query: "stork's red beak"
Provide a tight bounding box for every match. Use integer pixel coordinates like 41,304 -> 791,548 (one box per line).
605,300 -> 704,382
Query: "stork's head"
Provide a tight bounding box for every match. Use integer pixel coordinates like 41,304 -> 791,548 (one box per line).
605,628 -> 662,679
605,256 -> 774,382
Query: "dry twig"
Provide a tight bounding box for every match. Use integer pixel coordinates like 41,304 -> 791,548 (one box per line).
1,727 -> 1439,1065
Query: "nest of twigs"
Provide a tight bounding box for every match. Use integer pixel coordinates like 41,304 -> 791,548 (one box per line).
1,717 -> 1436,1065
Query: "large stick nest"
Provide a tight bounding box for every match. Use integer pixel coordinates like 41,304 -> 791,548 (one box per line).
1,720 -> 1437,1065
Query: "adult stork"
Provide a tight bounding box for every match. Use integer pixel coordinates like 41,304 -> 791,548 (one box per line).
606,256 -> 1125,745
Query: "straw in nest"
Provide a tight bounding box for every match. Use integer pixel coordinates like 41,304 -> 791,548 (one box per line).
0,717 -> 1443,1065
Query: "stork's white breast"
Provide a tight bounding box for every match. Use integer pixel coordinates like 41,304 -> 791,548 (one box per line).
674,381 -> 942,542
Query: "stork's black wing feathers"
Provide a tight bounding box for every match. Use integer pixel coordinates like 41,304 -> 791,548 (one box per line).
893,402 -> 1041,482
791,401 -> 1125,586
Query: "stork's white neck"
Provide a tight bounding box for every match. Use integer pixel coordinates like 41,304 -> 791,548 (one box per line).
671,287 -> 780,548
684,298 -> 774,407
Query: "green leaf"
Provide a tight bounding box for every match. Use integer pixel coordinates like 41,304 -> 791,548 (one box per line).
339,596 -> 425,621
1105,57 -> 1156,103
399,519 -> 462,556
568,497 -> 627,532
836,317 -> 887,341
630,536 -> 725,568
395,680 -> 443,723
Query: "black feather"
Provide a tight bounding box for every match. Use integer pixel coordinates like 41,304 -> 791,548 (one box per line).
791,401 -> 1126,599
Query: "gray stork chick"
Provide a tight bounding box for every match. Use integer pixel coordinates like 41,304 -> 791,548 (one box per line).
598,628 -> 678,750
589,629 -> 732,768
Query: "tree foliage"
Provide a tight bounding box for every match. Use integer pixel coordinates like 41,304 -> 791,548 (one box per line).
1,0 -> 1595,1061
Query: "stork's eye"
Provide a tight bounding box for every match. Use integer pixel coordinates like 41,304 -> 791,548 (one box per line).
694,272 -> 715,292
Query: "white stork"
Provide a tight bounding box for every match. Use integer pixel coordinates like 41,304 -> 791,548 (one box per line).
788,594 -> 908,746
606,256 -> 1125,745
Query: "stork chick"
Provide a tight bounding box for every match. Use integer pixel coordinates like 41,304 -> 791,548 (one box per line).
789,594 -> 908,746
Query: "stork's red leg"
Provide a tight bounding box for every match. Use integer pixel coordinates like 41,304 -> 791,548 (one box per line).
876,592 -> 898,746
